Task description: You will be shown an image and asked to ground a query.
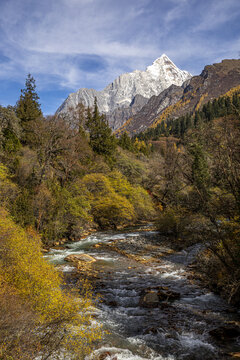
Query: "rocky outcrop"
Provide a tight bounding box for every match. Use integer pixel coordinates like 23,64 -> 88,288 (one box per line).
56,54 -> 191,129
107,94 -> 149,131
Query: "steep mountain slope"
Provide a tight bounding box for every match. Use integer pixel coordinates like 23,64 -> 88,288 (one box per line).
106,94 -> 149,131
56,54 -> 191,129
116,84 -> 186,135
118,59 -> 240,135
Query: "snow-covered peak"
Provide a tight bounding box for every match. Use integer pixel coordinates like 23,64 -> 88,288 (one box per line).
147,54 -> 180,79
57,54 -> 192,129
154,53 -> 172,63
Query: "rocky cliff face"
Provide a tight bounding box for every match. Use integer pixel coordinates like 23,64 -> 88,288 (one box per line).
56,54 -> 191,129
118,59 -> 240,135
107,94 -> 149,131
116,84 -> 186,135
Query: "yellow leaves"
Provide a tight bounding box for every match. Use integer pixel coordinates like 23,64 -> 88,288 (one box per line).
82,171 -> 155,227
128,185 -> 156,219
224,85 -> 240,98
0,163 -> 9,180
114,117 -> 133,136
83,172 -> 135,227
195,93 -> 208,111
83,173 -> 113,197
93,193 -> 135,227
133,138 -> 152,155
108,170 -> 132,197
157,204 -> 163,212
134,138 -> 146,151
151,100 -> 182,128
0,163 -> 18,206
0,208 -> 103,358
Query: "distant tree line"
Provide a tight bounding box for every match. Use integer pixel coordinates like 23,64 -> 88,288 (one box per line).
135,89 -> 240,141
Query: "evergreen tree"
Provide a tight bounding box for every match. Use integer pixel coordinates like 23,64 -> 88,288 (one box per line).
119,131 -> 133,151
212,99 -> 219,118
225,97 -> 232,114
186,114 -> 193,129
0,106 -> 21,154
180,117 -> 187,136
190,143 -> 210,193
86,98 -> 117,160
233,93 -> 240,108
194,112 -> 202,127
16,74 -> 42,126
174,118 -> 181,137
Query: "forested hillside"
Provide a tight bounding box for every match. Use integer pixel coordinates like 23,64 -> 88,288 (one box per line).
136,87 -> 240,141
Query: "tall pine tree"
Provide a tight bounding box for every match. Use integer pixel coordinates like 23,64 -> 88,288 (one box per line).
16,74 -> 42,125
86,98 -> 117,160
118,131 -> 133,151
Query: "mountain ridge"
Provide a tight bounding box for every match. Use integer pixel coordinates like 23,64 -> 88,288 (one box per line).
56,54 -> 191,129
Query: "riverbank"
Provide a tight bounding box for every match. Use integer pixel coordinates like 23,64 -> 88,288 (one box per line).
42,222 -> 156,251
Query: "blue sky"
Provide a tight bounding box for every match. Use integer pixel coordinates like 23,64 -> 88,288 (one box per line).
0,0 -> 239,114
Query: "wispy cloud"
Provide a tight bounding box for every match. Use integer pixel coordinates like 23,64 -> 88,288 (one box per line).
192,0 -> 239,32
0,0 -> 239,112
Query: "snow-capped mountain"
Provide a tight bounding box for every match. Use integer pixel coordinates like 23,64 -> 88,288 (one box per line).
118,58 -> 240,135
57,54 -> 191,130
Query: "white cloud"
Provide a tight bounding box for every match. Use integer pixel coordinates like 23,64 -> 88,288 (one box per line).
192,0 -> 239,32
0,0 -> 239,94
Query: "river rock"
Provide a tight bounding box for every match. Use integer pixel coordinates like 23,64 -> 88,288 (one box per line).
139,290 -> 159,308
98,351 -> 111,360
96,351 -> 118,360
139,287 -> 180,308
143,327 -> 159,334
209,325 -> 240,340
160,302 -> 172,309
53,245 -> 66,250
158,288 -> 180,301
104,299 -> 118,307
229,352 -> 240,358
64,254 -> 96,264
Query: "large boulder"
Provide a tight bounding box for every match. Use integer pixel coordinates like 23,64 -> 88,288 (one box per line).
209,325 -> 240,341
139,287 -> 180,308
228,352 -> 240,358
139,290 -> 160,308
64,254 -> 96,264
95,351 -> 117,360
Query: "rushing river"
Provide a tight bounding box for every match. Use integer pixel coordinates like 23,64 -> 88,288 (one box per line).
45,227 -> 240,360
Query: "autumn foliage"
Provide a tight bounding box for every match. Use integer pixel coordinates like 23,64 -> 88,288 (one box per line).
0,208 -> 102,359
